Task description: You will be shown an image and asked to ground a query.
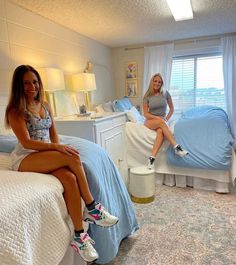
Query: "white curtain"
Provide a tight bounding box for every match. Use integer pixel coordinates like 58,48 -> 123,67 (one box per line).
222,36 -> 236,139
142,43 -> 174,96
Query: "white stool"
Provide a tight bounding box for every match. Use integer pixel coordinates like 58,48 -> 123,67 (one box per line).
129,166 -> 155,203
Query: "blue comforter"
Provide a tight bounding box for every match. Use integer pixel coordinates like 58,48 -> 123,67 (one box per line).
167,106 -> 235,170
60,135 -> 139,264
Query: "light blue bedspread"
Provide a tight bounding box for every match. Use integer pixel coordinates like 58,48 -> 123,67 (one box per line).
60,135 -> 139,264
167,106 -> 235,170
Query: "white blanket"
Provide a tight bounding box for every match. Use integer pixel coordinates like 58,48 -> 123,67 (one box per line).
125,121 -> 170,169
0,154 -> 74,265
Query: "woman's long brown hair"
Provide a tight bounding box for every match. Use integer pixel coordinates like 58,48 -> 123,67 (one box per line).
5,65 -> 44,127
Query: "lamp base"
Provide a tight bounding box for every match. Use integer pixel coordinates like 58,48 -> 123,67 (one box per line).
84,91 -> 91,111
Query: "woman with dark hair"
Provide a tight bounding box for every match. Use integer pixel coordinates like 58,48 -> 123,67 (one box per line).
143,73 -> 188,169
5,65 -> 118,262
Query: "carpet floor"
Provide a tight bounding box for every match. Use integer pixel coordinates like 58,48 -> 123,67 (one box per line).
108,185 -> 236,265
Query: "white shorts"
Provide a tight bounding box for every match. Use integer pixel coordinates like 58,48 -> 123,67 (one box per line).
11,143 -> 37,171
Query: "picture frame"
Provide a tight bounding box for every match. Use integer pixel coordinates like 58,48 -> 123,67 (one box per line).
125,79 -> 138,97
125,61 -> 138,97
126,62 -> 137,79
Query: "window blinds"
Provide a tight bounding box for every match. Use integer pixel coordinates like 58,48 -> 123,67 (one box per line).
169,55 -> 225,117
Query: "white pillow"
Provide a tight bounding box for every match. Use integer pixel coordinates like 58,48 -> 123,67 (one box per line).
95,104 -> 105,114
125,106 -> 145,124
102,101 -> 114,112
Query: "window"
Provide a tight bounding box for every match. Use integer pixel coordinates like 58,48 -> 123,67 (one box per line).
169,54 -> 225,118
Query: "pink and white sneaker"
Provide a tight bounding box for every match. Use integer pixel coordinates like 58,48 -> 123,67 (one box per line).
83,203 -> 119,227
70,232 -> 98,262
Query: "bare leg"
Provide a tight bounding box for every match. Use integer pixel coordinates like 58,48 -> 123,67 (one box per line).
151,128 -> 164,157
19,151 -> 94,204
51,167 -> 83,231
145,118 -> 177,147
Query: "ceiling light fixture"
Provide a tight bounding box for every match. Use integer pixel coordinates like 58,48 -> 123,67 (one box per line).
166,0 -> 193,21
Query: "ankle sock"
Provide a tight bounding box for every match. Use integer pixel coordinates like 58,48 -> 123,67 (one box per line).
149,156 -> 155,161
86,200 -> 98,211
75,229 -> 84,237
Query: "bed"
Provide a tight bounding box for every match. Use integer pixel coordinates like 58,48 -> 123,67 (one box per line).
0,134 -> 139,265
125,105 -> 236,193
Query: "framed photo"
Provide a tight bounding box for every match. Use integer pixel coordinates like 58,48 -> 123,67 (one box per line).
79,104 -> 87,114
125,61 -> 138,97
126,62 -> 137,79
126,79 -> 138,97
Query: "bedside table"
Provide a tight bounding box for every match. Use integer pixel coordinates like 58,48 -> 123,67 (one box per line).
55,112 -> 128,185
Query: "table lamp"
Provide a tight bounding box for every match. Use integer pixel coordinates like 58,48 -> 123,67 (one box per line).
72,73 -> 97,111
37,67 -> 65,117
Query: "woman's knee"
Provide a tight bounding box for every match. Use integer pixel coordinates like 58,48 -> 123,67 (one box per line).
69,155 -> 82,167
156,128 -> 164,139
59,152 -> 82,167
156,128 -> 163,134
54,169 -> 78,188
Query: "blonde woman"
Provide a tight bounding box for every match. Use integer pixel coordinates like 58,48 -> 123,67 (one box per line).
143,73 -> 188,169
5,65 -> 118,262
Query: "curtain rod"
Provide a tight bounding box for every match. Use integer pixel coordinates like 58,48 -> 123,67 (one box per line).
124,32 -> 236,51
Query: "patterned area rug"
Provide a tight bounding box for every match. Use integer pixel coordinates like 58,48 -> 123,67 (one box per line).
108,185 -> 236,265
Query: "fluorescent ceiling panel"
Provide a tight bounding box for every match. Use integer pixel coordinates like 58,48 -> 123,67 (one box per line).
166,0 -> 193,21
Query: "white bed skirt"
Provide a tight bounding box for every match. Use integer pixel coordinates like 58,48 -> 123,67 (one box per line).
156,173 -> 229,193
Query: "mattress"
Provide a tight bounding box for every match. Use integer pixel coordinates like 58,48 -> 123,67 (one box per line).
0,135 -> 139,265
0,153 -> 73,265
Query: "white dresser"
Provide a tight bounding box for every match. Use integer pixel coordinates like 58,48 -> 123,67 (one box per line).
55,112 -> 128,184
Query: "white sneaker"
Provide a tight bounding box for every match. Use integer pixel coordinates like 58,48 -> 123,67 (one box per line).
70,232 -> 99,262
147,156 -> 155,170
174,144 -> 189,157
83,203 -> 119,227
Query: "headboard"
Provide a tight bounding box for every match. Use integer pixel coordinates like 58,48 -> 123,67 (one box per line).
0,96 -> 11,135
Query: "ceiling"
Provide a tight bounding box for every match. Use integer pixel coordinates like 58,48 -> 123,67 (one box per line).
11,0 -> 236,47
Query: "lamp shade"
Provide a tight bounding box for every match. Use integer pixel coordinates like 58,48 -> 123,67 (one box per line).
72,73 -> 96,92
37,67 -> 65,91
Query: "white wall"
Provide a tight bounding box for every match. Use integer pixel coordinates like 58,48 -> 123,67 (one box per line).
0,0 -> 115,115
112,37 -> 222,109
112,47 -> 144,109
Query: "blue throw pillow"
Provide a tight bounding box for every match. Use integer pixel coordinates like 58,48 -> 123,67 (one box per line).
0,135 -> 17,153
113,96 -> 133,112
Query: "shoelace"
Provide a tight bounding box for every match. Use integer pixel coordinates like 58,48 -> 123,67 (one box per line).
80,234 -> 95,246
99,207 -> 109,220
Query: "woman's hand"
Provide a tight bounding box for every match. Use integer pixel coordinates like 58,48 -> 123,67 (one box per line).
55,144 -> 80,156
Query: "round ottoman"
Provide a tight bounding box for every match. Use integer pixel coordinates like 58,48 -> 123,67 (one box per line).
129,166 -> 155,203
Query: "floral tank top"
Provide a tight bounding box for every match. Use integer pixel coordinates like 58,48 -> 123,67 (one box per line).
25,105 -> 52,142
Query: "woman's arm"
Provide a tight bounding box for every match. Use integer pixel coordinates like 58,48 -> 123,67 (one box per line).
8,109 -> 58,151
165,97 -> 174,121
8,108 -> 78,156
